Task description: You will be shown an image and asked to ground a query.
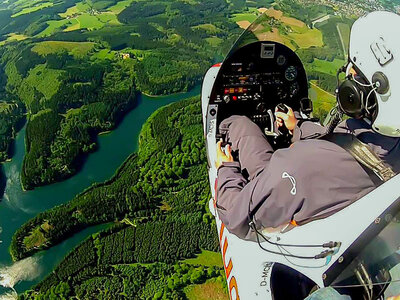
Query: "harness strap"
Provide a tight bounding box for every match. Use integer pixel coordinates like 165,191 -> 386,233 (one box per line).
320,133 -> 396,186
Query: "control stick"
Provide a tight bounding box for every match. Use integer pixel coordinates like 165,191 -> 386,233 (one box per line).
275,103 -> 290,135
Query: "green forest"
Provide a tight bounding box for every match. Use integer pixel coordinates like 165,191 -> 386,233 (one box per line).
0,0 -> 243,189
0,0 -> 392,298
17,97 -> 226,299
0,0 -> 357,188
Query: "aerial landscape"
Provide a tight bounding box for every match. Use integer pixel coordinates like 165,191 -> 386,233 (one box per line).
0,0 -> 399,299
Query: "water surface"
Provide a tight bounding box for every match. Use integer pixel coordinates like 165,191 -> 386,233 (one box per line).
0,86 -> 200,295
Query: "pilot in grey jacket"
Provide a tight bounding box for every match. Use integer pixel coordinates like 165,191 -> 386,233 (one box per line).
215,114 -> 400,239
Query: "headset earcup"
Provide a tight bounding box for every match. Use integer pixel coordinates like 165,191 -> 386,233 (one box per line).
337,80 -> 364,118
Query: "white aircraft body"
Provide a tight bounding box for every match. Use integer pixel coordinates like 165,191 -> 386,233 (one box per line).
202,13 -> 400,300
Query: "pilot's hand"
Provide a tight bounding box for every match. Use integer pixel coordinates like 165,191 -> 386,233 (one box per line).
275,105 -> 297,133
216,140 -> 234,169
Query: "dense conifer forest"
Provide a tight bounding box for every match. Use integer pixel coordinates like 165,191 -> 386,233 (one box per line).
0,0 -> 394,298
17,97 -> 225,299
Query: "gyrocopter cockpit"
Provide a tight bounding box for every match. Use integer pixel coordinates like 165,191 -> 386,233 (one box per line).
208,16 -> 313,150
202,11 -> 400,300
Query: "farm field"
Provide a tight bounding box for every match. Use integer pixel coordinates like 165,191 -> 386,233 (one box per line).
337,22 -> 351,55
11,1 -> 53,17
309,58 -> 346,76
31,41 -> 96,58
238,7 -> 324,50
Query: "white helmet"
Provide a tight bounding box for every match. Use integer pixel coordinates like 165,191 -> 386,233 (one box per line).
347,11 -> 400,137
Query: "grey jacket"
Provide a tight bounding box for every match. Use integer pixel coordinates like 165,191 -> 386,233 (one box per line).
216,119 -> 400,239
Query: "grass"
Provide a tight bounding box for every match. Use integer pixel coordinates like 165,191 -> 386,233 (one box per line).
58,5 -> 80,18
231,13 -> 258,23
32,41 -> 95,58
184,279 -> 228,300
11,2 -> 53,17
64,19 -> 80,32
91,49 -> 115,60
233,8 -> 323,50
107,0 -> 135,14
23,226 -> 46,250
41,221 -> 54,233
309,58 -> 346,76
76,14 -> 104,30
309,80 -> 336,121
0,102 -> 17,113
26,64 -> 64,99
76,1 -> 91,12
288,29 -> 323,48
192,24 -> 220,34
0,33 -> 29,46
183,250 -> 223,267
37,19 -> 71,37
337,22 -> 350,54
205,37 -> 223,47
96,12 -> 121,25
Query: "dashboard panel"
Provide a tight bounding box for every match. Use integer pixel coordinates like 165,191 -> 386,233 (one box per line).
210,41 -> 309,129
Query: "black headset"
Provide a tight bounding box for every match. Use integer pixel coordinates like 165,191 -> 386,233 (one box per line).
336,64 -> 389,120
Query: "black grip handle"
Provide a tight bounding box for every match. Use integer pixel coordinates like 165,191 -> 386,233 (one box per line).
276,103 -> 289,114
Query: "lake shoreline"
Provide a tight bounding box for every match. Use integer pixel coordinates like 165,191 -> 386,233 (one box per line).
0,85 -> 201,296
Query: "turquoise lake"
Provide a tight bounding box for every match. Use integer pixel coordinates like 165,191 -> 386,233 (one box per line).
0,86 -> 201,296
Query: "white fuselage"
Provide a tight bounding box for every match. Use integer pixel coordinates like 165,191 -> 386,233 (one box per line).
202,63 -> 400,300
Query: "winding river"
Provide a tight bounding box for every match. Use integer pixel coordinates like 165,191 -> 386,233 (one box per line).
0,86 -> 201,297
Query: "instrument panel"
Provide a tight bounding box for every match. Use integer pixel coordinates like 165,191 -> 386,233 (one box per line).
210,42 -> 309,127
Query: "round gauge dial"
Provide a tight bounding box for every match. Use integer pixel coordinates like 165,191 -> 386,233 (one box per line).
289,82 -> 300,98
285,66 -> 297,81
277,55 -> 286,66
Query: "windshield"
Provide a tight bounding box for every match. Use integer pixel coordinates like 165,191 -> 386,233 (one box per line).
226,12 -> 297,61
326,199 -> 400,299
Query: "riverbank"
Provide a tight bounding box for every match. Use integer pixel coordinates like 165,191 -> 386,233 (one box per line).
0,85 -> 201,296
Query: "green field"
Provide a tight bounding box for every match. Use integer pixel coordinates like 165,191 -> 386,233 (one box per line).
91,49 -> 116,60
206,37 -> 223,46
23,226 -> 46,251
58,5 -> 80,18
76,14 -> 104,30
309,80 -> 336,121
310,58 -> 346,76
288,28 -> 323,48
11,2 -> 53,17
183,250 -> 223,267
96,12 -> 121,25
192,24 -> 220,34
337,22 -> 351,55
26,64 -> 64,99
107,0 -> 135,13
32,41 -> 96,58
37,19 -> 72,37
231,13 -> 258,23
0,33 -> 29,46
